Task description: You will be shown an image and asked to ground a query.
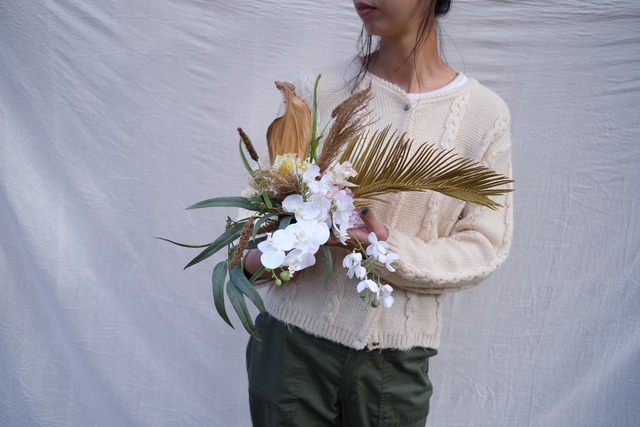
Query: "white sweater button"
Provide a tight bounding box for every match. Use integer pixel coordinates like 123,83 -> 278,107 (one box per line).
403,104 -> 410,111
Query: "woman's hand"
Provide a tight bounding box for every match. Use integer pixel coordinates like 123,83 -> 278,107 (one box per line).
326,208 -> 389,250
243,248 -> 272,279
244,209 -> 388,278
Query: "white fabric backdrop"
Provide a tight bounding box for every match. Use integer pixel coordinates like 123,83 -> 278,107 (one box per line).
1,0 -> 639,426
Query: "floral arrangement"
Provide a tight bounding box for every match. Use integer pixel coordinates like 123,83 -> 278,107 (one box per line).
162,76 -> 513,339
249,152 -> 398,311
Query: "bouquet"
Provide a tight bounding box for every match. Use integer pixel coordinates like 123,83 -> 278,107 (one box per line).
162,76 -> 513,339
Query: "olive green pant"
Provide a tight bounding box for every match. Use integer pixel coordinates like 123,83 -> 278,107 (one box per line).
246,313 -> 437,427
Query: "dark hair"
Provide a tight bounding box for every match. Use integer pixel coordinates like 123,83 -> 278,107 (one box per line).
435,0 -> 451,16
353,0 -> 452,90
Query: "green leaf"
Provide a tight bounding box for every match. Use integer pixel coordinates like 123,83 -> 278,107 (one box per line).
186,196 -> 261,211
212,261 -> 233,328
251,212 -> 281,240
154,237 -> 210,248
226,279 -> 261,340
321,244 -> 333,289
238,137 -> 254,175
278,215 -> 293,230
261,192 -> 273,210
230,267 -> 266,313
248,266 -> 266,283
309,74 -> 322,162
184,221 -> 245,269
245,235 -> 267,250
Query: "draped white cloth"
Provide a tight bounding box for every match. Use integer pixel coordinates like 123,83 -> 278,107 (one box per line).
1,1 -> 638,425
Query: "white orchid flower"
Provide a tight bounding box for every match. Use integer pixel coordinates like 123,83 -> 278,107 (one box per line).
306,172 -> 332,197
356,279 -> 379,294
342,252 -> 367,279
382,252 -> 400,272
283,249 -> 316,274
282,194 -> 321,221
365,232 -> 389,261
332,191 -> 356,227
334,221 -> 351,245
307,192 -> 332,223
377,284 -> 395,308
286,220 -> 330,253
301,164 -> 321,183
328,161 -> 358,187
257,228 -> 295,269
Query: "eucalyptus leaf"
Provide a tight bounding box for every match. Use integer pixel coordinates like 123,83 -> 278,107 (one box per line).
184,221 -> 245,269
248,266 -> 267,283
226,280 -> 261,340
229,267 -> 266,313
154,237 -> 211,249
252,212 -> 280,240
245,235 -> 267,250
186,196 -> 261,211
212,261 -> 233,328
278,215 -> 293,230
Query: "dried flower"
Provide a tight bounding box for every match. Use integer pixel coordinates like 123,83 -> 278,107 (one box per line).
266,81 -> 312,164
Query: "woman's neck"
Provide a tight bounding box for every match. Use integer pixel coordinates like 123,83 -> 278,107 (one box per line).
367,27 -> 457,94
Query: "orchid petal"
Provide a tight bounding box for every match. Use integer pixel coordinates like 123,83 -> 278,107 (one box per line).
261,251 -> 285,269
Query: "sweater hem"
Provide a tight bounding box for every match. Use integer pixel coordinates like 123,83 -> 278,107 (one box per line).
265,298 -> 441,351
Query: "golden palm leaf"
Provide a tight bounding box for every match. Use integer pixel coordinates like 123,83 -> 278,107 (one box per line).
339,125 -> 513,210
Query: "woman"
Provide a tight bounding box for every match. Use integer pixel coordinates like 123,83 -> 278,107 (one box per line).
243,0 -> 513,425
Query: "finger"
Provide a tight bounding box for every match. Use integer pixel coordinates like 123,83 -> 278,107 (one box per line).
360,208 -> 388,240
348,228 -> 371,244
326,234 -> 358,251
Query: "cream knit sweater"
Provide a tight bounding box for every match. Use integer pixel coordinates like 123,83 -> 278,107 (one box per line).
261,58 -> 513,351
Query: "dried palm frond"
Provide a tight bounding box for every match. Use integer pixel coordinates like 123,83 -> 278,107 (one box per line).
316,85 -> 374,173
266,81 -> 312,164
340,125 -> 514,209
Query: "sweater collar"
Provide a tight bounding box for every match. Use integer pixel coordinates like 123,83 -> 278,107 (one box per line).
349,56 -> 478,103
367,72 -> 478,104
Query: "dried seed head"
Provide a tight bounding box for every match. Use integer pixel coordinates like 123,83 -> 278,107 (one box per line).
230,217 -> 255,269
237,127 -> 259,162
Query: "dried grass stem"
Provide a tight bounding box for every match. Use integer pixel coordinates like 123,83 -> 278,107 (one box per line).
317,85 -> 374,172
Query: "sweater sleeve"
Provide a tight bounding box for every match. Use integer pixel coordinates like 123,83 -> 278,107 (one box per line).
375,125 -> 514,295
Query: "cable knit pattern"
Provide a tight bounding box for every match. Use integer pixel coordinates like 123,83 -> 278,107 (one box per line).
261,57 -> 513,350
440,92 -> 471,149
320,258 -> 347,326
421,192 -> 440,240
